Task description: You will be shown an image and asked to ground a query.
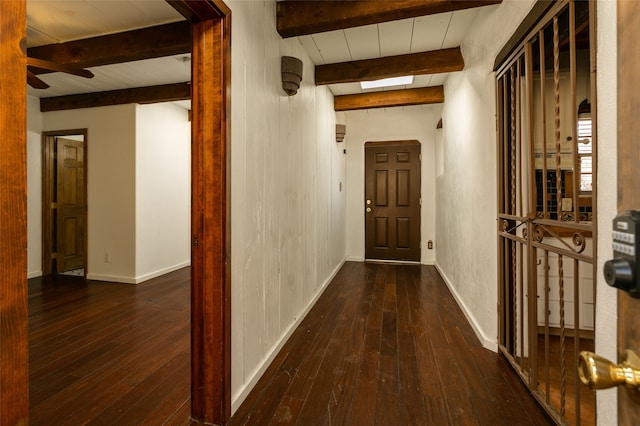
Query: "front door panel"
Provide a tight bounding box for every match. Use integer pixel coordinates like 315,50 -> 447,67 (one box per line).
365,142 -> 421,261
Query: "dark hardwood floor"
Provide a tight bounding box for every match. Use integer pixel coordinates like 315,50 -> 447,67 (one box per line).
229,262 -> 552,426
29,262 -> 551,425
28,268 -> 191,425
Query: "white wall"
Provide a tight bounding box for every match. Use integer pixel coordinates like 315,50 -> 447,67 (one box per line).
228,0 -> 346,412
43,104 -> 137,281
436,0 -> 536,350
595,1 -> 618,424
38,102 -> 190,283
438,0 -> 618,422
343,106 -> 440,265
135,103 -> 191,282
27,96 -> 43,278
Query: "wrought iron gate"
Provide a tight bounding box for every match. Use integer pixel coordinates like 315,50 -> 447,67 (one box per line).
496,1 -> 597,424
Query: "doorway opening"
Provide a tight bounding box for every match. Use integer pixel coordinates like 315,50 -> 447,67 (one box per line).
364,140 -> 421,262
42,129 -> 87,277
1,0 -> 231,423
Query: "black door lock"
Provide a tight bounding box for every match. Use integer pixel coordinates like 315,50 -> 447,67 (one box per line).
604,210 -> 640,297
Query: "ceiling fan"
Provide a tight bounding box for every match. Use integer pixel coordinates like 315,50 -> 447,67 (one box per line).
27,57 -> 94,89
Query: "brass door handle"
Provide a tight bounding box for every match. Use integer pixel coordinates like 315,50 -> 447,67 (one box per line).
366,207 -> 372,213
578,350 -> 640,390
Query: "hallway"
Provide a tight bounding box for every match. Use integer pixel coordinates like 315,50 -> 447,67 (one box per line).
28,262 -> 551,424
229,262 -> 551,425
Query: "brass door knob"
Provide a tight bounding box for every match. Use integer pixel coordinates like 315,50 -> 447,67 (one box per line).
578,350 -> 640,390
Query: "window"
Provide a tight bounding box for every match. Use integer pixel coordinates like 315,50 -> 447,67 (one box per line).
577,113 -> 592,193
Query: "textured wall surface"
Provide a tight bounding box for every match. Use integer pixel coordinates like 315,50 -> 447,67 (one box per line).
228,0 -> 346,411
436,0 -> 536,349
135,103 -> 191,282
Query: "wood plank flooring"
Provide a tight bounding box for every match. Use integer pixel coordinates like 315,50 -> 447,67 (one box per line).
29,262 -> 551,425
229,262 -> 552,425
28,268 -> 191,425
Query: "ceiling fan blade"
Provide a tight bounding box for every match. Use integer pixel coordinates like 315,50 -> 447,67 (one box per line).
27,71 -> 50,89
27,57 -> 94,79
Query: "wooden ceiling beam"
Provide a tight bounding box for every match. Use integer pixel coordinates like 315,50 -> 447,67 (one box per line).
277,0 -> 502,38
39,82 -> 190,112
334,86 -> 444,111
316,47 -> 463,85
27,21 -> 191,73
167,0 -> 231,21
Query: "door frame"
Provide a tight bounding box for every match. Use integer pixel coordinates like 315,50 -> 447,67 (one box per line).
42,129 -> 88,276
0,1 -> 28,422
165,1 -> 233,423
0,0 -> 233,424
617,0 -> 640,422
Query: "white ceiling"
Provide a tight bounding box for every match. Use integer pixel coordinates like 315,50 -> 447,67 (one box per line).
25,1 -> 494,99
298,9 -> 483,95
29,54 -> 192,97
27,0 -> 183,47
26,0 -> 188,98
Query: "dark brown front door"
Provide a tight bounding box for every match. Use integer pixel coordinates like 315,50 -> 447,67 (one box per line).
365,141 -> 421,261
56,137 -> 86,273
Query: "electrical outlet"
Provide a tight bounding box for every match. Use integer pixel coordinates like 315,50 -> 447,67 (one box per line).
428,240 -> 433,250
104,252 -> 111,262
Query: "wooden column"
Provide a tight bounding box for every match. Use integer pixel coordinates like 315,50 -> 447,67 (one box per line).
0,0 -> 29,424
187,6 -> 232,425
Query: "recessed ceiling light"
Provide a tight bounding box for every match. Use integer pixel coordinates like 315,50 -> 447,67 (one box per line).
360,76 -> 414,90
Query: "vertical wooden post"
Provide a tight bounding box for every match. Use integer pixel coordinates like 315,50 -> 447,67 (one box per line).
167,1 -> 232,422
189,9 -> 232,426
618,1 -> 640,423
0,0 -> 29,424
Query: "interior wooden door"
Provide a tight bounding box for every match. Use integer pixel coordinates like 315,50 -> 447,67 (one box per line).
617,1 -> 640,422
56,137 -> 86,273
364,141 -> 421,262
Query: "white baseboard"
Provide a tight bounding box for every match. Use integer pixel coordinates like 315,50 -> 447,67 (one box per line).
133,261 -> 191,284
348,256 -> 434,266
434,263 -> 498,352
231,257 -> 347,413
27,270 -> 43,279
87,261 -> 190,284
346,255 -> 364,262
86,273 -> 138,284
